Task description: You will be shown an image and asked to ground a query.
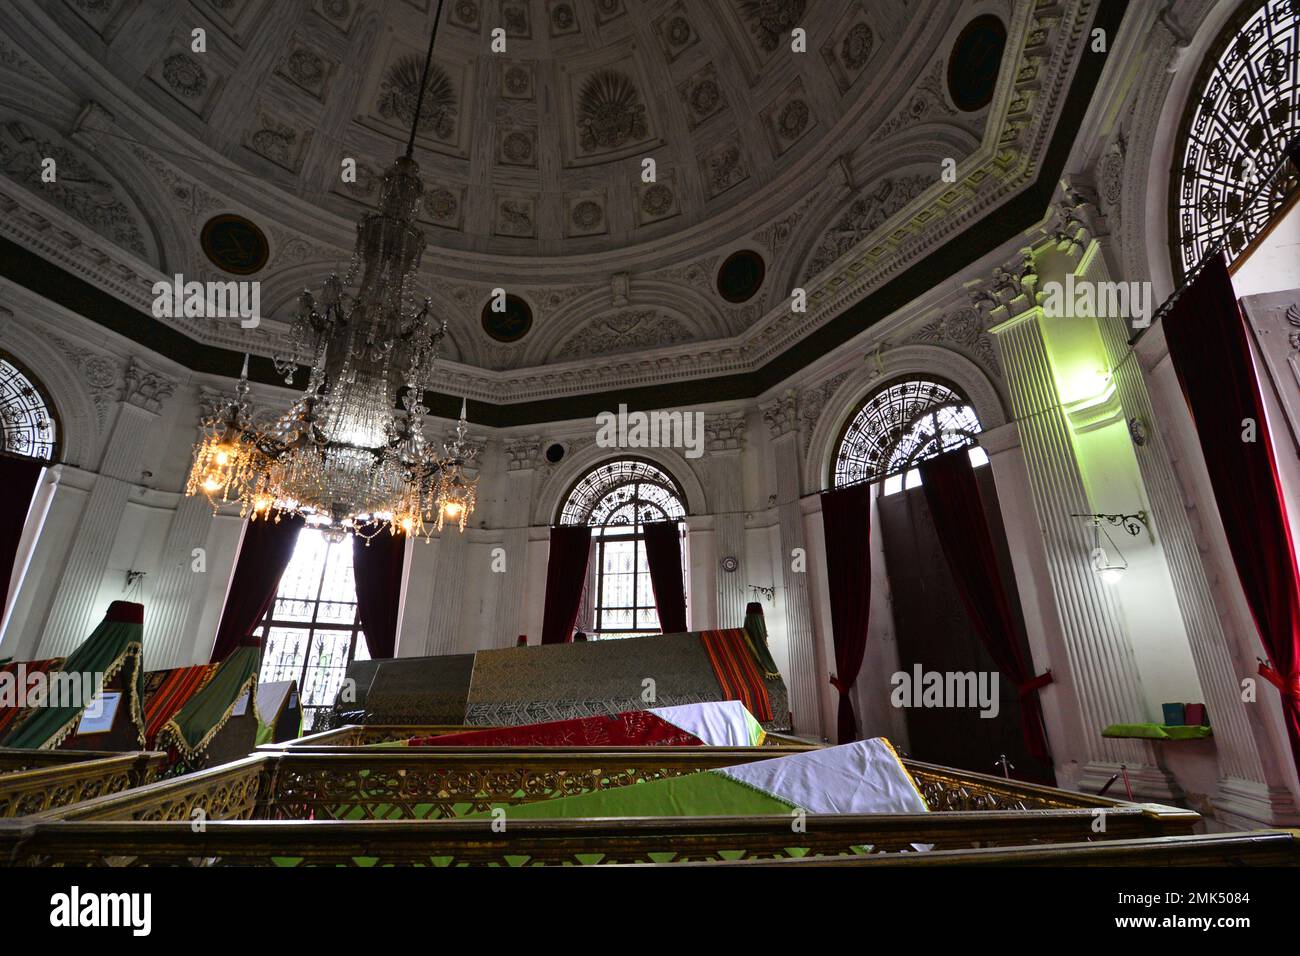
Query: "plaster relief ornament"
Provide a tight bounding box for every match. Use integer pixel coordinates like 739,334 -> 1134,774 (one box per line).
161,53 -> 208,98
576,71 -> 648,153
379,55 -> 457,140
737,0 -> 807,53
0,121 -> 146,255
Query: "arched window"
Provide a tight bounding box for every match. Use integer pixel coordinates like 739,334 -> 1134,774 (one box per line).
833,377 -> 987,495
253,528 -> 369,729
1171,0 -> 1300,279
0,353 -> 59,461
558,458 -> 688,639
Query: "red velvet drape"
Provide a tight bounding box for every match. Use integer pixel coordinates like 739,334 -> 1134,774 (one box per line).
819,481 -> 874,743
540,524 -> 592,645
352,530 -> 405,658
919,451 -> 1053,761
1164,256 -> 1300,777
642,520 -> 687,634
209,515 -> 304,662
0,456 -> 43,617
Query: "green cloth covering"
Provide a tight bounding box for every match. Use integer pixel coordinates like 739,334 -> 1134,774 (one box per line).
467,770 -> 794,820
157,645 -> 260,757
742,606 -> 781,679
3,601 -> 145,749
1102,723 -> 1213,740
1163,724 -> 1213,740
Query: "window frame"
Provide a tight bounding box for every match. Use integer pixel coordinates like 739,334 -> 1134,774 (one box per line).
253,528 -> 369,728
557,457 -> 688,639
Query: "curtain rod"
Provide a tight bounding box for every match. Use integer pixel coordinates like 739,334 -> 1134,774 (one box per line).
1131,137 -> 1300,345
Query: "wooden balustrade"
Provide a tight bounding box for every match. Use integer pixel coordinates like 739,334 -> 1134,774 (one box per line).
0,746 -> 1203,866
0,747 -> 127,774
0,752 -> 169,818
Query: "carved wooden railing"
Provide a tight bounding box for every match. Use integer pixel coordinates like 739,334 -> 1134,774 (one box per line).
0,747 -> 125,775
611,831 -> 1300,868
0,747 -> 1203,866
0,752 -> 169,818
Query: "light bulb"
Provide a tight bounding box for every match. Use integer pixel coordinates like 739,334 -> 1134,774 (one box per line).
1101,567 -> 1124,585
201,476 -> 222,493
443,501 -> 463,518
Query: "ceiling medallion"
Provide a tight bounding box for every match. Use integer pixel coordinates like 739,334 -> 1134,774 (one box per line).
187,14 -> 477,540
200,214 -> 269,275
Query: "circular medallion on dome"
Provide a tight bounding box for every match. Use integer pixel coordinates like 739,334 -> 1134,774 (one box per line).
200,214 -> 269,275
716,249 -> 766,303
481,293 -> 534,342
947,15 -> 1007,112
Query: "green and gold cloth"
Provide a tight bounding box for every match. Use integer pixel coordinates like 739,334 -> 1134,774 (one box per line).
2,601 -> 145,749
156,645 -> 260,758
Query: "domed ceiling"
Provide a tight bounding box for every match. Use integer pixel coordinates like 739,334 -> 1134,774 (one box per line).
0,0 -> 1121,421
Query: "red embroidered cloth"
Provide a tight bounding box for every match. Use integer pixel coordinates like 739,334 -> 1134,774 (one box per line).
407,709 -> 705,747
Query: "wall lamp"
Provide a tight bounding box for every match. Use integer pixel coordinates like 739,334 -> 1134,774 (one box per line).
1072,512 -> 1148,585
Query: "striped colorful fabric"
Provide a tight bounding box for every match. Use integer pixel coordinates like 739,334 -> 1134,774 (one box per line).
0,659 -> 64,737
143,665 -> 220,747
699,628 -> 773,722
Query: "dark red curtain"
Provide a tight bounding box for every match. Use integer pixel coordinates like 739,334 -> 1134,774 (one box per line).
0,456 -> 43,617
209,515 -> 304,662
352,529 -> 405,658
819,481 -> 874,743
919,451 -> 1053,761
643,520 -> 687,634
540,524 -> 592,645
1164,256 -> 1300,778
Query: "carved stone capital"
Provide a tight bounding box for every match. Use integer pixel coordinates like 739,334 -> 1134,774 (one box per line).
505,437 -> 542,471
705,414 -> 747,453
761,392 -> 798,438
122,360 -> 178,414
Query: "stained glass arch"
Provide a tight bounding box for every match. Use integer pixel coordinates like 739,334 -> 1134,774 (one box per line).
558,458 -> 687,528
558,458 -> 688,639
1171,0 -> 1300,279
832,377 -> 983,489
0,352 -> 59,461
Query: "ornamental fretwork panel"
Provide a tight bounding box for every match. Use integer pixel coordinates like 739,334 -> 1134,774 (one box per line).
1173,0 -> 1300,279
832,379 -> 981,488
0,355 -> 58,461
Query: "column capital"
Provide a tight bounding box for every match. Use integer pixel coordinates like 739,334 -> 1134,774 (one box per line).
705,414 -> 746,453
122,360 -> 178,414
761,392 -> 798,438
505,437 -> 542,471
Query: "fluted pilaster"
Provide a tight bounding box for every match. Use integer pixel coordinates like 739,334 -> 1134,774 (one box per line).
706,415 -> 748,629
763,393 -> 819,735
143,494 -> 215,669
990,309 -> 1158,777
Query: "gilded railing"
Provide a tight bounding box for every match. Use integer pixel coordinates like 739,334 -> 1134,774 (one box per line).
0,747 -> 125,775
0,746 -> 1203,866
0,752 -> 169,818
0,805 -> 1204,867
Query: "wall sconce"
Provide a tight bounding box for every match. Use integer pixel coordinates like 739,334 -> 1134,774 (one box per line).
748,584 -> 775,603
1073,512 -> 1148,585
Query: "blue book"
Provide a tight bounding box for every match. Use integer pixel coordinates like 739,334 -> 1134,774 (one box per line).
1162,702 -> 1186,726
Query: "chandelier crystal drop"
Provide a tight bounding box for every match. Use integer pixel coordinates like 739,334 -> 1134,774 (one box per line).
187,34 -> 478,539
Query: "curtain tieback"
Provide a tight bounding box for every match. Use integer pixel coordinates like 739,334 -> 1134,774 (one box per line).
829,676 -> 847,694
1017,670 -> 1054,699
1258,662 -> 1300,699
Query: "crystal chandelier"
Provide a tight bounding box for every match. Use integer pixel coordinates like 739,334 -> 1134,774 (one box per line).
186,9 -> 477,540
